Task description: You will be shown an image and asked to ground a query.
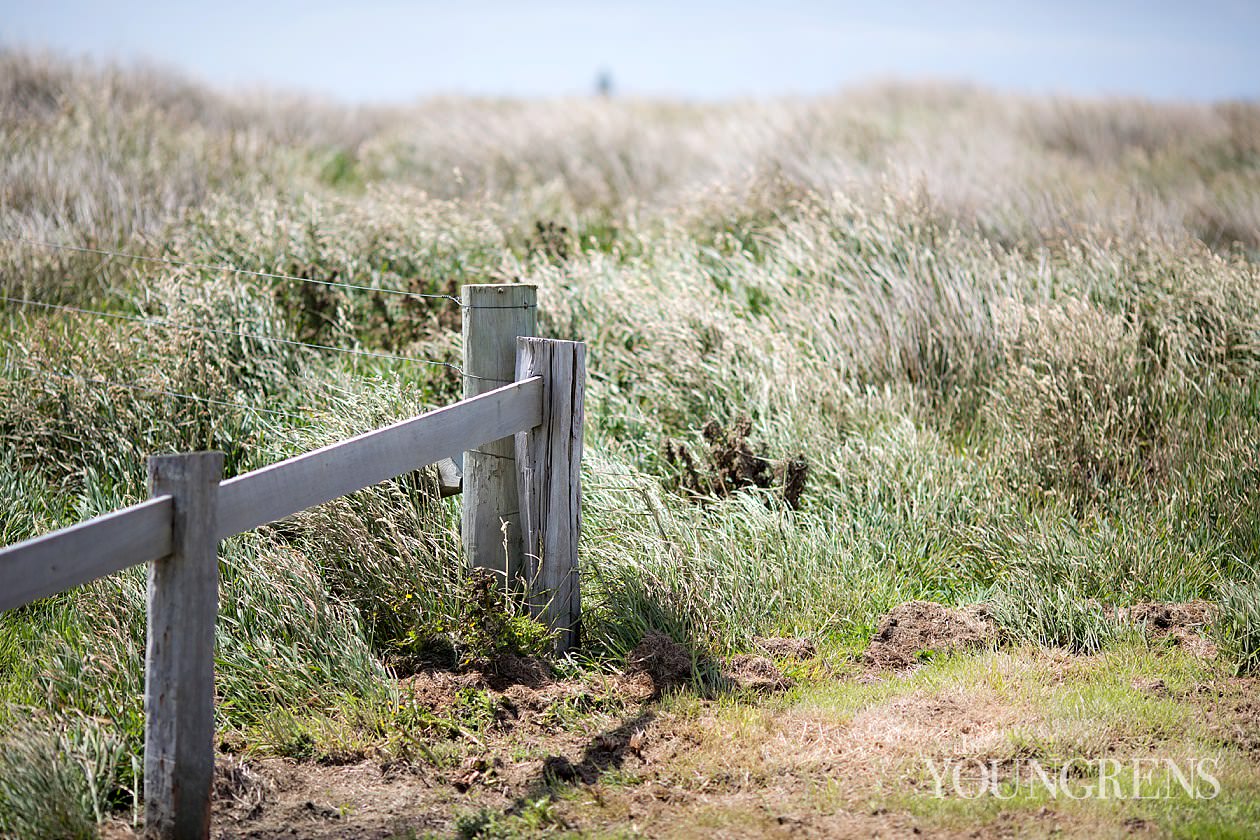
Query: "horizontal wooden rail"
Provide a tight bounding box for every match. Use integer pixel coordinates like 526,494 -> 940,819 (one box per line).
216,376 -> 543,538
0,376 -> 544,614
0,496 -> 174,612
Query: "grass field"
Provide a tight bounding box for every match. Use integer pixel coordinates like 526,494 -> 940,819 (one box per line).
1,49 -> 1259,838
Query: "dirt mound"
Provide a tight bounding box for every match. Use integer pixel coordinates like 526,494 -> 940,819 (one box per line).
865,601 -> 997,670
1131,677 -> 1172,697
478,652 -> 554,690
755,636 -> 817,660
1123,600 -> 1218,658
398,668 -> 484,713
724,654 -> 793,692
541,754 -> 581,783
98,822 -> 138,839
453,755 -> 503,792
215,756 -> 272,820
625,631 -> 693,693
399,654 -> 554,713
1125,600 -> 1215,631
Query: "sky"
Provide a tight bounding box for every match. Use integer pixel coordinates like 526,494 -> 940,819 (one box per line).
1,0 -> 1256,103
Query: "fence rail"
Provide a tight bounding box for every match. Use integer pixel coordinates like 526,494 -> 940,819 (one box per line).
0,496 -> 173,611
0,284 -> 583,840
215,375 -> 543,537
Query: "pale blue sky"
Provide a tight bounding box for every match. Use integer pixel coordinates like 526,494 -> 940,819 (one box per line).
1,1 -> 1256,102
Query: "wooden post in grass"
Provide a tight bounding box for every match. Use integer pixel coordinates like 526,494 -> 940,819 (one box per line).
515,337 -> 586,652
461,284 -> 537,586
145,452 -> 223,840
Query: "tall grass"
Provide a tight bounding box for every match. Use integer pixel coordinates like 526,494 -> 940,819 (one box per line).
1,49 -> 1258,832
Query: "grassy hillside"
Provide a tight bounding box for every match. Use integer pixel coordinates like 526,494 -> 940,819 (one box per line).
1,50 -> 1258,837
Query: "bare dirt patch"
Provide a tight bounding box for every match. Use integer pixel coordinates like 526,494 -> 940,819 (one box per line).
213,758 -> 456,840
841,687 -> 1027,762
1198,677 -> 1260,756
626,631 -> 693,695
764,684 -> 1030,781
208,644 -> 666,837
398,668 -> 483,713
723,654 -> 793,692
754,636 -> 817,660
865,601 -> 998,670
1124,600 -> 1218,658
566,675 -> 1100,839
398,652 -> 556,712
189,620 -> 1251,838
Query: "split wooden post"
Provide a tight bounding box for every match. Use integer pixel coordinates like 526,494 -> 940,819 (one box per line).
461,284 -> 537,586
145,452 -> 223,840
515,337 -> 586,653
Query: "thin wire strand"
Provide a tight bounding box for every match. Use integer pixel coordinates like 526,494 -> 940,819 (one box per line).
0,294 -> 473,375
466,448 -> 516,461
3,236 -> 537,309
4,236 -> 461,304
11,363 -> 309,420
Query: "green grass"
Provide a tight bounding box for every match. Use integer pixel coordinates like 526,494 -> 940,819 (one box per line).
1,49 -> 1259,835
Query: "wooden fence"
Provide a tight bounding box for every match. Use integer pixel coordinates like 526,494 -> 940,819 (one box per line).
0,284 -> 584,839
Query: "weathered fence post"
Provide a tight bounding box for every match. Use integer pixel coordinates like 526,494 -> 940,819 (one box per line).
462,284 -> 537,586
145,452 -> 223,840
515,337 -> 586,653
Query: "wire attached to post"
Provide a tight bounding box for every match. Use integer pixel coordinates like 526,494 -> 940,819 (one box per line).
3,236 -> 463,304
0,293 -> 525,383
7,362 -> 310,420
4,236 -> 541,310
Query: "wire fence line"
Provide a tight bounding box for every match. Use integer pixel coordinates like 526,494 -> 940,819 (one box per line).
6,236 -> 458,304
8,363 -> 311,420
1,238 -> 555,456
0,293 -> 519,380
11,360 -> 523,426
2,236 -> 537,310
